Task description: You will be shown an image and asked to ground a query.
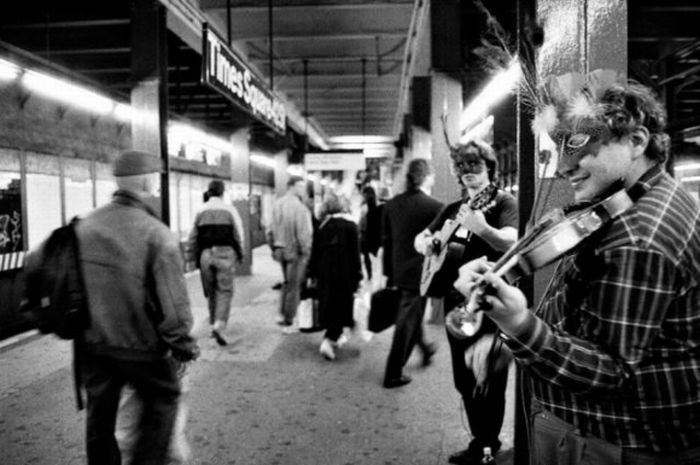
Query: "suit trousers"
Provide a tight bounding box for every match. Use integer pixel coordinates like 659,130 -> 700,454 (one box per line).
447,327 -> 508,452
199,246 -> 236,328
82,352 -> 180,465
384,288 -> 430,380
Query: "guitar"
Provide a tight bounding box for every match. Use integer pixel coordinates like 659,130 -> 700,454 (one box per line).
419,184 -> 499,297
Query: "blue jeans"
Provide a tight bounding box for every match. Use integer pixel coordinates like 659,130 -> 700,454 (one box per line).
279,255 -> 307,325
532,408 -> 700,465
199,246 -> 236,329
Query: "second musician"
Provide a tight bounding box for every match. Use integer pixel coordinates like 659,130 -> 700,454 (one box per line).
415,140 -> 517,465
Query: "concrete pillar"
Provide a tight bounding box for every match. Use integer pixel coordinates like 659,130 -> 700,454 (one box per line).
130,0 -> 170,224
230,128 -> 252,276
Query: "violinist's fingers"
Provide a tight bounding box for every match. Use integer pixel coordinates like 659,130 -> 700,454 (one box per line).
481,272 -> 529,316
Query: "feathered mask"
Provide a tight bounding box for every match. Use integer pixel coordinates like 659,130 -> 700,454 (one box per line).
530,69 -> 630,144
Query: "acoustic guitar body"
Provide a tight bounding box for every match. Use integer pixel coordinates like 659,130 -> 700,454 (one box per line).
420,241 -> 465,297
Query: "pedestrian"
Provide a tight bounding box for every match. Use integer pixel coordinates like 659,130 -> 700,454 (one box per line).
268,175 -> 314,333
75,149 -> 199,465
308,191 -> 362,360
454,73 -> 700,464
187,179 -> 245,346
381,158 -> 444,388
414,139 -> 518,464
358,185 -> 382,281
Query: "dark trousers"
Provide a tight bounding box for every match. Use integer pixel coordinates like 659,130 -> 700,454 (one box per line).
384,288 -> 430,380
447,328 -> 508,451
82,352 -> 181,465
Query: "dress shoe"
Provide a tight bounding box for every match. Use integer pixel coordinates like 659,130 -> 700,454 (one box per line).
422,344 -> 437,367
211,329 -> 228,346
383,375 -> 412,389
281,325 -> 299,335
319,338 -> 336,360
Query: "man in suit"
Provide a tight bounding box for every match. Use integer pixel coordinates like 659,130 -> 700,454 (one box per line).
381,158 -> 444,388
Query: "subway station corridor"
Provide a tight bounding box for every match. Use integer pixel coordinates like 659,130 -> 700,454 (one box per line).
1,246 -> 516,465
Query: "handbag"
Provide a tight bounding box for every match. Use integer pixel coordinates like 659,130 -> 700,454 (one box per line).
298,298 -> 322,333
368,287 -> 401,333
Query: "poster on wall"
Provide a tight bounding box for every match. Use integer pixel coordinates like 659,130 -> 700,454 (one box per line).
0,175 -> 24,272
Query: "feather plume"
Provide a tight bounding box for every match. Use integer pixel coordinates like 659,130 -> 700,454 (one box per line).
531,104 -> 558,136
566,94 -> 598,122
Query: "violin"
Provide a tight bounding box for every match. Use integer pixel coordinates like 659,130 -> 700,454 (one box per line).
446,187 -> 634,339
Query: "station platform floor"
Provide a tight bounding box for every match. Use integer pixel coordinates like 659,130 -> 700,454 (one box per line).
0,245 -> 516,465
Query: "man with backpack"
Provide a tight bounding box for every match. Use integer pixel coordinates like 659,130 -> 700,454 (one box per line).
74,149 -> 199,465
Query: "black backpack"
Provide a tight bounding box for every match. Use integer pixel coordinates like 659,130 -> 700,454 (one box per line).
20,218 -> 89,340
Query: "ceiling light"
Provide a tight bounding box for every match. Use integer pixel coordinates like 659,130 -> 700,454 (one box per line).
23,70 -> 114,115
460,57 -> 521,131
0,58 -> 19,81
675,162 -> 700,172
250,154 -> 276,169
681,175 -> 700,183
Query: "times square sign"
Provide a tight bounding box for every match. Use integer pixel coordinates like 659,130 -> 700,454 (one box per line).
202,24 -> 286,134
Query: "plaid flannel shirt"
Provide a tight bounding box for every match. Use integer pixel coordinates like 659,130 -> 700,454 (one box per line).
504,164 -> 700,452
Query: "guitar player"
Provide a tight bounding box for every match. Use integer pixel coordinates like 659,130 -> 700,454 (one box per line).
414,140 -> 517,465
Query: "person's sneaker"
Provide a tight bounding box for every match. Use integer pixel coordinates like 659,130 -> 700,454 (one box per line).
335,333 -> 349,348
272,282 -> 283,290
319,338 -> 336,360
211,329 -> 228,346
281,325 -> 299,335
383,375 -> 412,389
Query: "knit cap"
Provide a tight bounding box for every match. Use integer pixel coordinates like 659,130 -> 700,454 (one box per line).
113,150 -> 162,177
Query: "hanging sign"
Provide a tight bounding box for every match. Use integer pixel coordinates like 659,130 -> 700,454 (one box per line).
305,152 -> 366,171
202,24 -> 286,134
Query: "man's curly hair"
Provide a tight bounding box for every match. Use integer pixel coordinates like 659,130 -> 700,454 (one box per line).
600,83 -> 670,163
450,140 -> 498,184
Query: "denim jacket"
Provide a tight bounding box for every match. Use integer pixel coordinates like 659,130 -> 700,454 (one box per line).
76,190 -> 198,361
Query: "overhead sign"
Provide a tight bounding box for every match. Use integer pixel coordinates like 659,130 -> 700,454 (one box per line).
201,24 -> 286,134
304,152 -> 366,171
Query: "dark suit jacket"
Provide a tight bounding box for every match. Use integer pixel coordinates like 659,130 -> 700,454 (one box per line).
382,190 -> 444,291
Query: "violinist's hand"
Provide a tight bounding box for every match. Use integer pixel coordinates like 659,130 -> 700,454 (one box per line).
453,257 -> 491,301
457,205 -> 488,236
454,259 -> 530,337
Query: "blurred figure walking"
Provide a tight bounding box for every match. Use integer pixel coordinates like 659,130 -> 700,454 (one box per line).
309,192 -> 362,360
76,149 -> 199,465
381,159 -> 443,388
187,180 -> 245,346
269,176 -> 314,332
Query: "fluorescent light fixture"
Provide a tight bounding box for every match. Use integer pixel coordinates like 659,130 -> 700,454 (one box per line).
287,164 -> 305,177
0,58 -> 19,81
169,122 -> 231,154
114,103 -> 139,123
675,162 -> 700,172
23,70 -> 114,115
681,175 -> 700,183
329,135 -> 393,145
460,57 -> 521,131
363,146 -> 396,158
460,114 -> 494,143
250,154 -> 276,169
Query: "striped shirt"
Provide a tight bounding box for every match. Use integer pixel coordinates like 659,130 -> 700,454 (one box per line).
504,164 -> 700,452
